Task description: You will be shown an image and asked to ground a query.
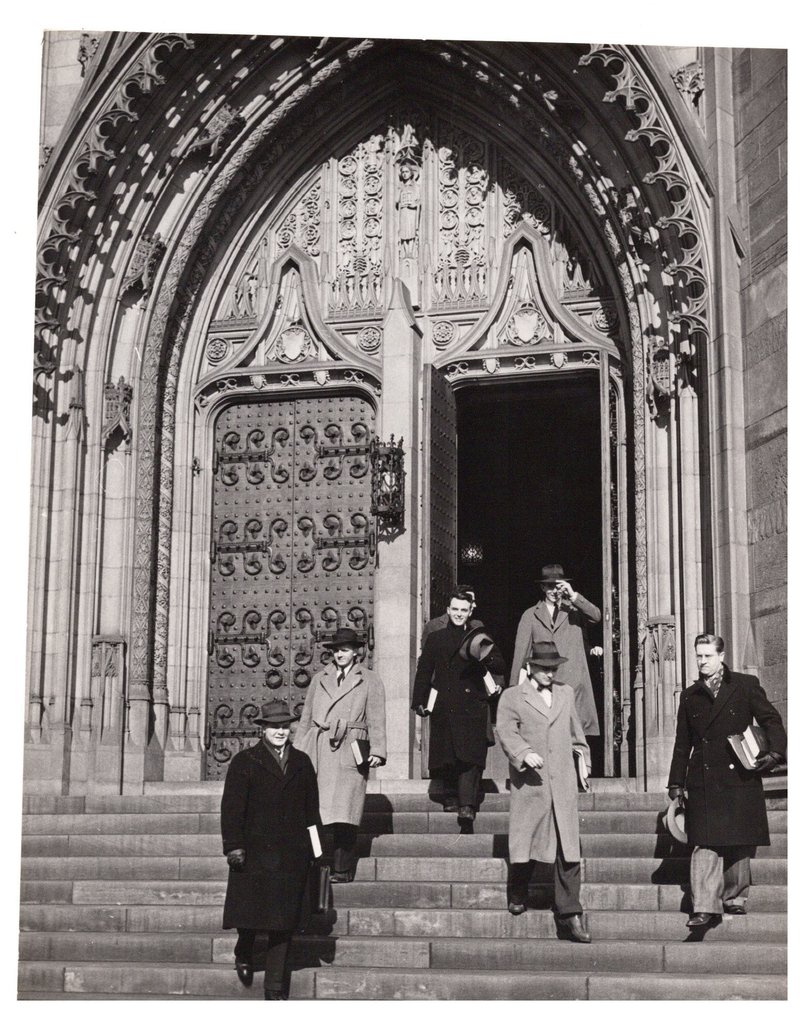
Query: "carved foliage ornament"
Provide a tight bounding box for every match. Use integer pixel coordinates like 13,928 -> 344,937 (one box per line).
122,232 -> 166,297
181,103 -> 246,167
102,376 -> 133,447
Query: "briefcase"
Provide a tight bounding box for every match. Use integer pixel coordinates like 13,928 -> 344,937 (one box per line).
311,862 -> 332,913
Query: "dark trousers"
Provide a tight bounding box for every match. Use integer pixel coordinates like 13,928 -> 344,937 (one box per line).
325,822 -> 358,873
507,825 -> 582,917
438,761 -> 482,808
235,928 -> 292,992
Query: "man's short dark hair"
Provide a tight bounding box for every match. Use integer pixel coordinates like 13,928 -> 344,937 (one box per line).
455,584 -> 475,602
449,588 -> 473,607
695,632 -> 725,653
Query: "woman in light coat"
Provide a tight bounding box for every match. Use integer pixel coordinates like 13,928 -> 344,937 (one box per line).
495,641 -> 592,942
294,627 -> 386,882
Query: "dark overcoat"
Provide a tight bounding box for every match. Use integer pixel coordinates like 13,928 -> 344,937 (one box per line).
510,595 -> 601,735
667,668 -> 786,847
221,740 -> 320,931
412,622 -> 506,769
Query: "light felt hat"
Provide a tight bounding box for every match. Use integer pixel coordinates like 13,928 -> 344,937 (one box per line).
664,796 -> 688,844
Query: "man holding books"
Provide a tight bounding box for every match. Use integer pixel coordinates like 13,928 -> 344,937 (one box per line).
412,588 -> 506,820
667,632 -> 786,927
221,701 -> 321,1000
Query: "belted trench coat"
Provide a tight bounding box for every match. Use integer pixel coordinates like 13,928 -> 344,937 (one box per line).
496,680 -> 590,864
511,595 -> 601,736
667,667 -> 786,847
294,661 -> 387,827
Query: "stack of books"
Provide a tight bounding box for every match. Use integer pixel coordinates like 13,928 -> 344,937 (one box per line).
727,724 -> 769,770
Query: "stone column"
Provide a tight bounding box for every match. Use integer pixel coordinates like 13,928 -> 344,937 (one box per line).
372,279 -> 422,780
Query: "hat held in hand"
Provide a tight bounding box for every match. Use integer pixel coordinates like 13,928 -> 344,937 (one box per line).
459,627 -> 496,663
664,796 -> 688,844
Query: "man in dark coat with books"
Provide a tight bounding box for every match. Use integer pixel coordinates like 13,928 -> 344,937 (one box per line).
667,633 -> 786,927
221,700 -> 321,999
412,588 -> 506,820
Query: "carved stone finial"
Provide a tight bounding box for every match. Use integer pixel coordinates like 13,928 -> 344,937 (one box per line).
39,145 -> 53,170
671,62 -> 705,114
102,376 -> 133,448
122,232 -> 166,297
78,34 -> 100,77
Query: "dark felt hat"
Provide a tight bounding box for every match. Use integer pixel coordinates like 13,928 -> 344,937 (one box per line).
322,627 -> 362,649
253,701 -> 299,726
524,641 -> 568,670
459,626 -> 496,663
536,563 -> 571,583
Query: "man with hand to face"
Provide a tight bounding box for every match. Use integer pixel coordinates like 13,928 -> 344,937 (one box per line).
667,633 -> 786,927
496,642 -> 591,943
412,590 -> 506,819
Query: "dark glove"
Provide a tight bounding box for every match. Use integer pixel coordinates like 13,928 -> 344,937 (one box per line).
415,704 -> 429,717
667,785 -> 686,803
227,848 -> 246,871
752,751 -> 782,774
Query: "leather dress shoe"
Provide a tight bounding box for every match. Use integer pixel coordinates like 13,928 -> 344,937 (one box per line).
507,901 -> 526,916
686,911 -> 719,927
330,869 -> 354,883
235,958 -> 254,987
457,805 -> 475,821
723,903 -> 747,915
443,801 -> 459,813
558,913 -> 592,943
264,988 -> 287,1000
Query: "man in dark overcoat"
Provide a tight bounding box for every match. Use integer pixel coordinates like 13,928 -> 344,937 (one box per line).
412,589 -> 506,820
221,700 -> 321,999
667,633 -> 786,927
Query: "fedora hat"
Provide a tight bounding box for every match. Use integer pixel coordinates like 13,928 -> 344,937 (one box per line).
664,796 -> 688,844
537,563 -> 571,584
253,700 -> 299,726
322,627 -> 362,649
458,626 -> 495,663
525,641 -> 568,669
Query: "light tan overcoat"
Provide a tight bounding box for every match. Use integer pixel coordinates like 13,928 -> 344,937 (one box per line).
294,661 -> 386,827
496,680 -> 590,863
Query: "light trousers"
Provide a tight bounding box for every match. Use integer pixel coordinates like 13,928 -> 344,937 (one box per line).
690,845 -> 756,914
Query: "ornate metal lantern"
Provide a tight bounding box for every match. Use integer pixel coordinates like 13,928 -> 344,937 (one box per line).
369,434 -> 405,528
460,543 -> 484,567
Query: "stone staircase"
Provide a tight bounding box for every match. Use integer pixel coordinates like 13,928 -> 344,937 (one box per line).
18,781 -> 787,1000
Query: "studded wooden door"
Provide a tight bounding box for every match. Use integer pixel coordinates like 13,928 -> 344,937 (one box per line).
205,395 -> 376,779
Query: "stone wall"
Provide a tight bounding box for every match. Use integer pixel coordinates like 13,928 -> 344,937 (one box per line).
733,49 -> 787,716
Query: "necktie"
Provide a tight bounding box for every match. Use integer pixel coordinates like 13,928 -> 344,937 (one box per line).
337,668 -> 346,687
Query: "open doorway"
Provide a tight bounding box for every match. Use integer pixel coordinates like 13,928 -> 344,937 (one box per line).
455,374 -> 605,772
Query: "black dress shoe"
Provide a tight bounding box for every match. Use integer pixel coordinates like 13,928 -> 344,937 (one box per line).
457,805 -> 475,821
235,959 -> 254,986
686,911 -> 719,927
264,988 -> 287,1000
330,869 -> 354,883
507,901 -> 526,916
723,903 -> 747,915
558,913 -> 592,943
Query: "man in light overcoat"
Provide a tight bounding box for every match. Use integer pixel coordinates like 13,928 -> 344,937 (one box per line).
496,641 -> 592,942
295,627 -> 386,882
510,564 -> 600,736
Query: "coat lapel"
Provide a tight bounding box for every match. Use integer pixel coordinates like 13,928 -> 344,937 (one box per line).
520,678 -> 552,720
320,662 -> 365,708
551,606 -> 570,635
250,740 -> 286,782
532,601 -> 556,635
548,683 -> 568,724
703,668 -> 738,728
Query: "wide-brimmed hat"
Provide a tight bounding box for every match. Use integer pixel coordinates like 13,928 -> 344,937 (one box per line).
525,641 -> 568,670
458,626 -> 495,663
664,796 -> 688,844
322,627 -> 362,649
537,563 -> 571,584
253,701 -> 299,726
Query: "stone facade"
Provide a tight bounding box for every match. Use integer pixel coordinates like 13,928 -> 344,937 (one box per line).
28,35 -> 786,794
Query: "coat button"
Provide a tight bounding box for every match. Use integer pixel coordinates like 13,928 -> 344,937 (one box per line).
729,764 -> 735,769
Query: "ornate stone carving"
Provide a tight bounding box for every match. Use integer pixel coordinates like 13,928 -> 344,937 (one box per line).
432,319 -> 455,348
275,322 -> 313,363
647,344 -> 673,417
672,61 -> 705,114
501,159 -> 551,237
181,103 -> 245,168
357,325 -> 382,354
78,34 -> 100,76
206,337 -> 229,365
504,303 -> 549,346
102,376 -> 133,448
592,305 -> 618,333
395,126 -> 422,259
91,636 -> 125,735
276,179 -> 321,259
122,232 -> 166,297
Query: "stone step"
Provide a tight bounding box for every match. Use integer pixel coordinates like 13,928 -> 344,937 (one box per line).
19,903 -> 788,941
18,932 -> 787,976
19,879 -> 788,912
20,830 -> 788,860
20,853 -> 787,885
16,960 -> 786,1001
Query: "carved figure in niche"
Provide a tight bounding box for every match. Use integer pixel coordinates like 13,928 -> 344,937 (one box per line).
397,162 -> 421,259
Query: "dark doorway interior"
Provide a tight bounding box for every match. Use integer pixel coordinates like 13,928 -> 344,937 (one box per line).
456,374 -> 604,764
